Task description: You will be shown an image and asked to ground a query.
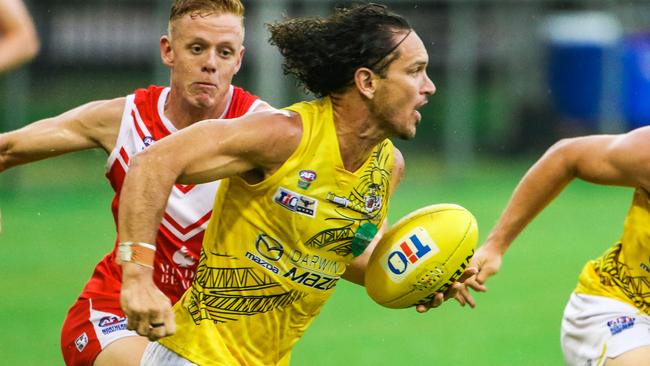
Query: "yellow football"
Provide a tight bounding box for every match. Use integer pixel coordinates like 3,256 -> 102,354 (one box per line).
365,203 -> 478,309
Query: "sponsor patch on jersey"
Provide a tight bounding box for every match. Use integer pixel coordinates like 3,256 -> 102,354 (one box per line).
298,170 -> 317,189
246,251 -> 281,274
364,192 -> 383,213
327,193 -> 352,208
607,316 -> 635,335
283,266 -> 339,291
284,248 -> 344,275
256,234 -> 284,261
98,315 -> 124,327
273,187 -> 317,217
172,245 -> 196,268
75,332 -> 88,352
326,192 -> 379,216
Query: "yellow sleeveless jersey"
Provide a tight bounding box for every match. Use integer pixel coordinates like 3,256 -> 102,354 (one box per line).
159,97 -> 395,365
575,188 -> 650,314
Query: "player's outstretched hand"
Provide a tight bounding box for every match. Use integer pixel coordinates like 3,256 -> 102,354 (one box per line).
464,243 -> 502,293
415,267 -> 478,313
120,263 -> 176,341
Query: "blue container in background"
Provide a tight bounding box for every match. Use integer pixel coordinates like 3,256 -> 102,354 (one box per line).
547,44 -> 604,123
543,12 -> 621,131
622,34 -> 650,130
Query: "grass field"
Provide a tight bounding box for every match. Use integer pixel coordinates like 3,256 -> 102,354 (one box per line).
0,151 -> 631,365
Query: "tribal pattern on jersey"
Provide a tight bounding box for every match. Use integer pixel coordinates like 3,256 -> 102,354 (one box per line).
306,140 -> 392,257
576,188 -> 650,315
187,251 -> 305,324
594,243 -> 650,313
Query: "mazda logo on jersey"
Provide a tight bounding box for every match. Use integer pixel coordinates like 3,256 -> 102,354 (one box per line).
255,234 -> 284,261
273,187 -> 317,217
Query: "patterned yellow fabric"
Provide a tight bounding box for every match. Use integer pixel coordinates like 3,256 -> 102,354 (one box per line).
160,97 -> 395,365
576,188 -> 650,315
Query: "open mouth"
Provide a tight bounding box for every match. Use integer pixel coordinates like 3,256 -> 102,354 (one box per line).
414,101 -> 427,122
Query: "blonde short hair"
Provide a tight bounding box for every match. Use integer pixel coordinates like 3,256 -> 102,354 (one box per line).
169,0 -> 244,21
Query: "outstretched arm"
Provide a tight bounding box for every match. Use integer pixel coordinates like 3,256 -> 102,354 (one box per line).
0,98 -> 124,172
467,126 -> 650,291
117,110 -> 301,341
0,0 -> 39,72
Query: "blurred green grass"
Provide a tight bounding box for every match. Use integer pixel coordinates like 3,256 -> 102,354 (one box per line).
0,152 -> 630,365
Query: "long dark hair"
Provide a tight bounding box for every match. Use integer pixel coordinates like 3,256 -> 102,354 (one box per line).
267,3 -> 412,97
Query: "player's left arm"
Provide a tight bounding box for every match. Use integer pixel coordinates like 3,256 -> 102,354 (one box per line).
0,0 -> 39,72
464,127 -> 650,297
342,146 -> 405,286
118,110 -> 301,341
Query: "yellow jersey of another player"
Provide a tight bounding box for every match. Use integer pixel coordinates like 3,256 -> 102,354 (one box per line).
159,97 -> 396,365
575,188 -> 650,315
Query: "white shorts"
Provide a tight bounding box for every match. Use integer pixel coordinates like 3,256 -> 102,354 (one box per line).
561,293 -> 650,366
140,341 -> 197,366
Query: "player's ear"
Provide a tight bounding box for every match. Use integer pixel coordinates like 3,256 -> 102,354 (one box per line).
160,35 -> 174,67
355,67 -> 377,99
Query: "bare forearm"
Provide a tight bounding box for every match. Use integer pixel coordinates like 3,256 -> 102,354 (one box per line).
342,262 -> 366,286
118,153 -> 178,246
0,100 -> 122,173
486,142 -> 575,253
0,129 -> 85,172
0,130 -> 70,172
342,238 -> 374,286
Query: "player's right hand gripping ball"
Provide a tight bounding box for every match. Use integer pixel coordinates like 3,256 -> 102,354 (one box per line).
365,203 -> 478,309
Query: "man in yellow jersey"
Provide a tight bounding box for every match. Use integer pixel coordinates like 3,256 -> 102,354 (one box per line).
116,4 -> 475,365
467,129 -> 650,366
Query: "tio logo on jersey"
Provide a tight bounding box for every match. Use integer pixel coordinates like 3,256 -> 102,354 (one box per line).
273,187 -> 317,217
385,227 -> 439,279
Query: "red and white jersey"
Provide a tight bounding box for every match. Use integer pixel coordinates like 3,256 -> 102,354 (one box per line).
81,85 -> 261,304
